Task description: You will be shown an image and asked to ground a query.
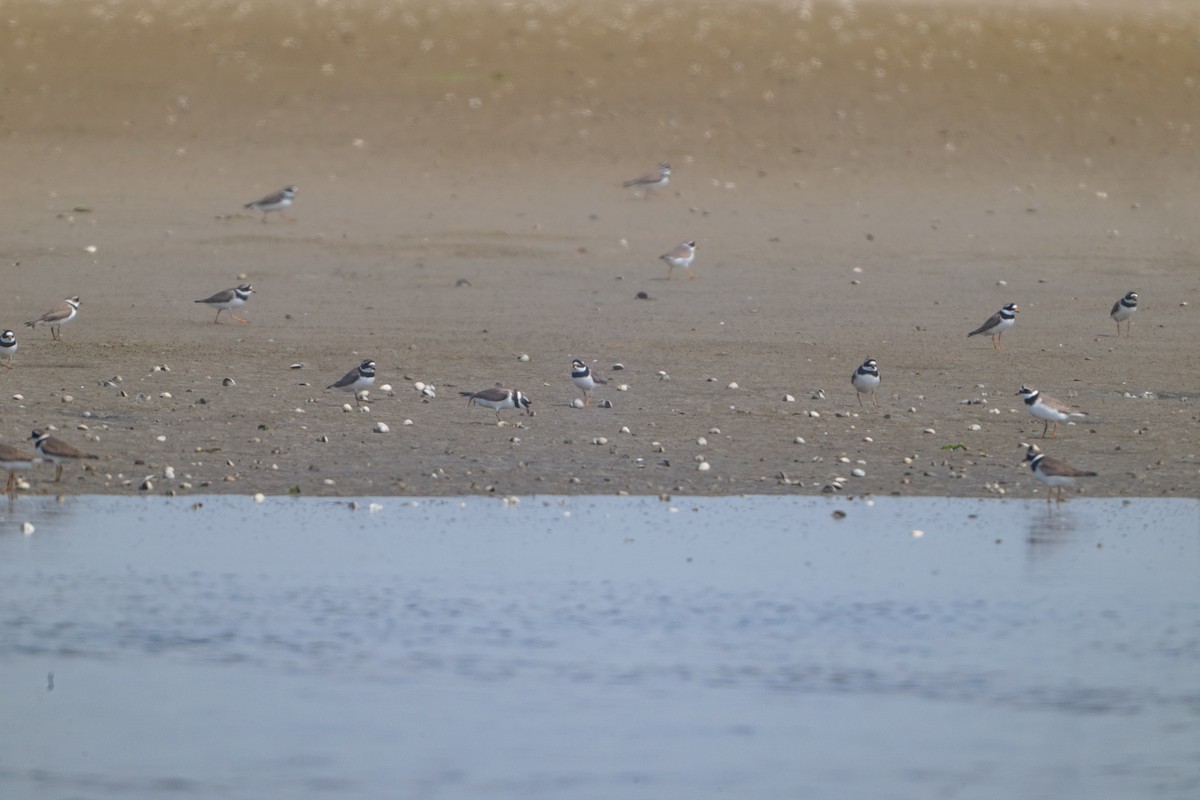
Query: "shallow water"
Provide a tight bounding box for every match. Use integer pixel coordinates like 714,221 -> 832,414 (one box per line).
1,495 -> 1198,799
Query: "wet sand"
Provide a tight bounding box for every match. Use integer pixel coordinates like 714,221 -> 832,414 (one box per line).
0,0 -> 1197,498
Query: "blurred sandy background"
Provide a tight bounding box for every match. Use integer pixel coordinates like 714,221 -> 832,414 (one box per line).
0,0 -> 1196,498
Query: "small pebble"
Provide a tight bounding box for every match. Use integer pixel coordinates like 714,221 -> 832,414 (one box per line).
571,398 -> 585,408
851,468 -> 866,478
697,437 -> 707,446
697,461 -> 711,472
155,435 -> 167,442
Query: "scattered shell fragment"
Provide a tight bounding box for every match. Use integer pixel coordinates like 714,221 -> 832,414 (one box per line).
598,399 -> 613,408
155,435 -> 167,442
290,363 -> 304,370
911,530 -> 925,538
593,437 -> 608,445
162,466 -> 176,479
923,428 -> 937,434
342,404 -> 354,413
254,493 -> 266,503
373,422 -> 390,433
727,382 -> 739,390
617,384 -> 629,392
697,461 -> 711,472
968,424 -> 982,431
697,437 -> 708,446
21,522 -> 35,535
794,436 -> 805,444
571,398 -> 585,408
61,395 -> 74,404
222,377 -> 236,386
783,394 -> 796,402
518,353 -> 531,362
851,468 -> 866,478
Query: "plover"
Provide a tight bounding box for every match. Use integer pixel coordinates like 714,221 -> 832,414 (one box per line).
30,429 -> 99,483
967,303 -> 1018,350
623,162 -> 670,196
1016,385 -> 1087,439
1024,443 -> 1096,502
659,240 -> 698,280
571,359 -> 607,407
195,284 -> 255,324
851,358 -> 880,408
327,359 -> 376,405
0,330 -> 17,369
244,185 -> 297,222
460,387 -> 533,421
25,296 -> 80,341
1110,291 -> 1138,337
0,442 -> 39,495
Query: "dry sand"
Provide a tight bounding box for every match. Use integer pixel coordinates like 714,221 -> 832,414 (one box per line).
1,0 -> 1197,499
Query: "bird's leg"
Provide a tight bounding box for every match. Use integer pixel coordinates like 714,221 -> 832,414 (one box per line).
55,464 -> 64,482
231,313 -> 249,324
1041,421 -> 1050,438
214,309 -> 223,325
856,392 -> 863,407
871,393 -> 878,409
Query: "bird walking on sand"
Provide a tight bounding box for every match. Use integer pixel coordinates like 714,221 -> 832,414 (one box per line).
31,429 -> 99,483
1016,385 -> 1087,439
0,330 -> 17,369
571,359 -> 607,407
327,359 -> 376,406
0,442 -> 39,495
1012,386 -> 1089,438
660,240 -> 698,280
1110,291 -> 1138,337
25,296 -> 80,341
244,185 -> 297,222
195,284 -> 255,324
623,162 -> 670,197
1024,443 -> 1096,502
967,303 -> 1018,350
851,359 -> 880,408
460,386 -> 533,422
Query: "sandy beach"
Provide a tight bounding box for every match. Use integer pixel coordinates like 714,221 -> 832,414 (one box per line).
0,0 -> 1197,499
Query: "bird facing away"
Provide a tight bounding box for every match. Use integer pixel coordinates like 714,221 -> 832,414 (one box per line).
622,162 -> 670,196
0,442 -> 39,495
851,359 -> 881,408
1024,443 -> 1097,502
25,296 -> 80,341
327,360 -> 376,405
1110,291 -> 1137,337
1016,385 -> 1087,439
244,185 -> 297,222
659,240 -> 698,280
460,387 -> 533,422
30,429 -> 99,483
571,359 -> 607,407
195,284 -> 255,324
967,303 -> 1019,350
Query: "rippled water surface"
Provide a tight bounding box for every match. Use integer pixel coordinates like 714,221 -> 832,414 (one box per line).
1,495 -> 1198,799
